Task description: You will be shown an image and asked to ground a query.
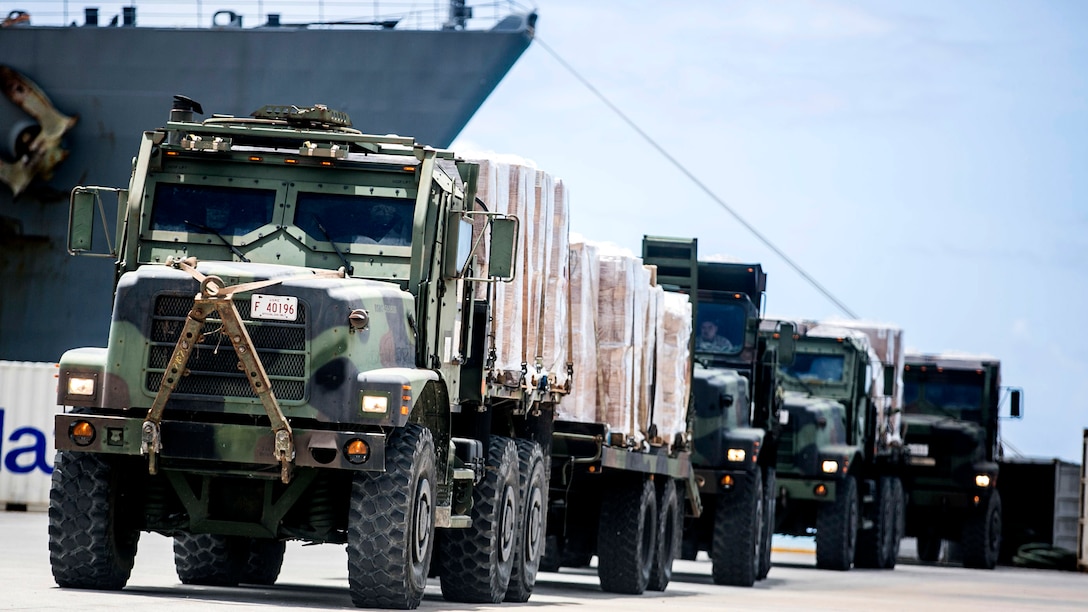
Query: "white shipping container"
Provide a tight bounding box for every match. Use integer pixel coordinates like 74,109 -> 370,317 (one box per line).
0,361 -> 59,511
1080,429 -> 1088,571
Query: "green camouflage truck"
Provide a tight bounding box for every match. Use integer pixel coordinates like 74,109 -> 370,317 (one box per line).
762,320 -> 907,570
50,98 -> 701,608
901,352 -> 1022,569
641,236 -> 789,587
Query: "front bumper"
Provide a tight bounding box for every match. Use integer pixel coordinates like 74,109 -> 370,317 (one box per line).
56,413 -> 386,472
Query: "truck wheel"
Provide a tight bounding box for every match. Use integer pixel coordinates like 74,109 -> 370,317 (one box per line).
174,533 -> 243,585
241,538 -> 286,585
816,474 -> 858,571
890,477 -> 905,565
855,476 -> 895,569
917,536 -> 942,563
48,451 -> 140,590
711,468 -> 763,587
962,491 -> 1002,569
598,476 -> 657,594
440,436 -> 518,603
348,423 -> 436,609
504,440 -> 547,602
648,478 -> 681,591
758,467 -> 777,580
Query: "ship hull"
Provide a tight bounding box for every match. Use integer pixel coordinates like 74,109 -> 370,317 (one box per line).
0,22 -> 532,361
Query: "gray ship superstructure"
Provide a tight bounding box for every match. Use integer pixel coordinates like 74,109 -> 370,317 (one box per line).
0,1 -> 535,361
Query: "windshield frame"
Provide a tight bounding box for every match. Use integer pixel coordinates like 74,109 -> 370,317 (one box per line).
144,175 -> 287,246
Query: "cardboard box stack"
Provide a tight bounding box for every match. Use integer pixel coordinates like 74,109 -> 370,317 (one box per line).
469,153 -> 692,446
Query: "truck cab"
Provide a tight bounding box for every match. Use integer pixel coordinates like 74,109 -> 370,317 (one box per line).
52,99 -> 528,609
642,235 -> 784,587
766,320 -> 906,570
901,352 -> 1022,569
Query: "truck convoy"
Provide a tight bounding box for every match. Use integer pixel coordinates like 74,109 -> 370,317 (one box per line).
761,319 -> 907,570
641,236 -> 788,587
48,99 -> 698,608
900,352 -> 1022,569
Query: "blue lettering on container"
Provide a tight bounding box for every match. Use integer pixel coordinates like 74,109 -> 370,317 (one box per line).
0,407 -> 55,475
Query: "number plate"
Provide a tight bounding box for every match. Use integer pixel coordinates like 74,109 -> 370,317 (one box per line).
250,294 -> 298,321
907,443 -> 930,457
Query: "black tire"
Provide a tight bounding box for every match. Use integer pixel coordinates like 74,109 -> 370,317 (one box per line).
680,536 -> 699,561
855,476 -> 895,569
347,423 -> 436,609
440,436 -> 518,603
711,468 -> 763,587
888,477 -> 905,568
597,476 -> 657,595
241,538 -> 286,585
816,474 -> 858,571
48,451 -> 140,590
505,440 -> 547,602
174,532 -> 243,586
917,536 -> 942,563
648,478 -> 681,591
758,467 -> 776,580
962,491 -> 1002,569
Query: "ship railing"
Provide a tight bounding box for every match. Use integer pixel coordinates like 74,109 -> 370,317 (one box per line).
17,1 -> 536,31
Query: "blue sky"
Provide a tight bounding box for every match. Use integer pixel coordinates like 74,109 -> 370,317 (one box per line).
450,0 -> 1088,462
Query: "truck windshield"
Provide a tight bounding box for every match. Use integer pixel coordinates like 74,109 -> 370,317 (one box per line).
903,378 -> 984,421
295,192 -> 414,246
150,184 -> 277,236
784,352 -> 845,383
695,302 -> 745,355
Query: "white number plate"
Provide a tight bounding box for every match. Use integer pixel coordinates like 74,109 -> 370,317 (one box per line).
907,443 -> 930,457
250,294 -> 298,321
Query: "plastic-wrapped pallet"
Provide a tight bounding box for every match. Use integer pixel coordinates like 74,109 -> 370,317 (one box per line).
564,239 -> 599,423
468,154 -> 570,389
653,291 -> 692,445
542,179 -> 571,389
595,245 -> 640,439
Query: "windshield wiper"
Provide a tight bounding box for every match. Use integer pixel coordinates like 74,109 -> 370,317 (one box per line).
778,369 -> 817,396
184,220 -> 250,262
311,214 -> 354,275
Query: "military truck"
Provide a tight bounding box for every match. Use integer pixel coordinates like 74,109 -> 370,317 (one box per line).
641,236 -> 787,587
762,319 -> 907,570
901,352 -> 1022,569
536,239 -> 700,595
49,98 -> 696,608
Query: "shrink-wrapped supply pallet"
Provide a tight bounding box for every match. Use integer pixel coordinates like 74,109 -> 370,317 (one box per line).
565,239 -> 600,423
542,178 -> 571,389
637,269 -> 660,436
595,245 -> 640,440
653,291 -> 692,445
468,154 -> 571,390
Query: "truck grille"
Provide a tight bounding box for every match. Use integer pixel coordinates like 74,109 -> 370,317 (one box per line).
145,295 -> 308,401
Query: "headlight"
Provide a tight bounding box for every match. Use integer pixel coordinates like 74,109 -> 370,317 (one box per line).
974,474 -> 991,488
361,394 -> 388,414
821,460 -> 839,474
726,448 -> 746,463
67,376 -> 96,396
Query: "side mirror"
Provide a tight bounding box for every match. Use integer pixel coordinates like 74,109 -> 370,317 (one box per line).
776,322 -> 796,366
68,186 -> 123,257
68,188 -> 97,253
443,210 -> 475,279
1009,388 -> 1023,418
487,216 -> 519,280
883,365 -> 895,396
